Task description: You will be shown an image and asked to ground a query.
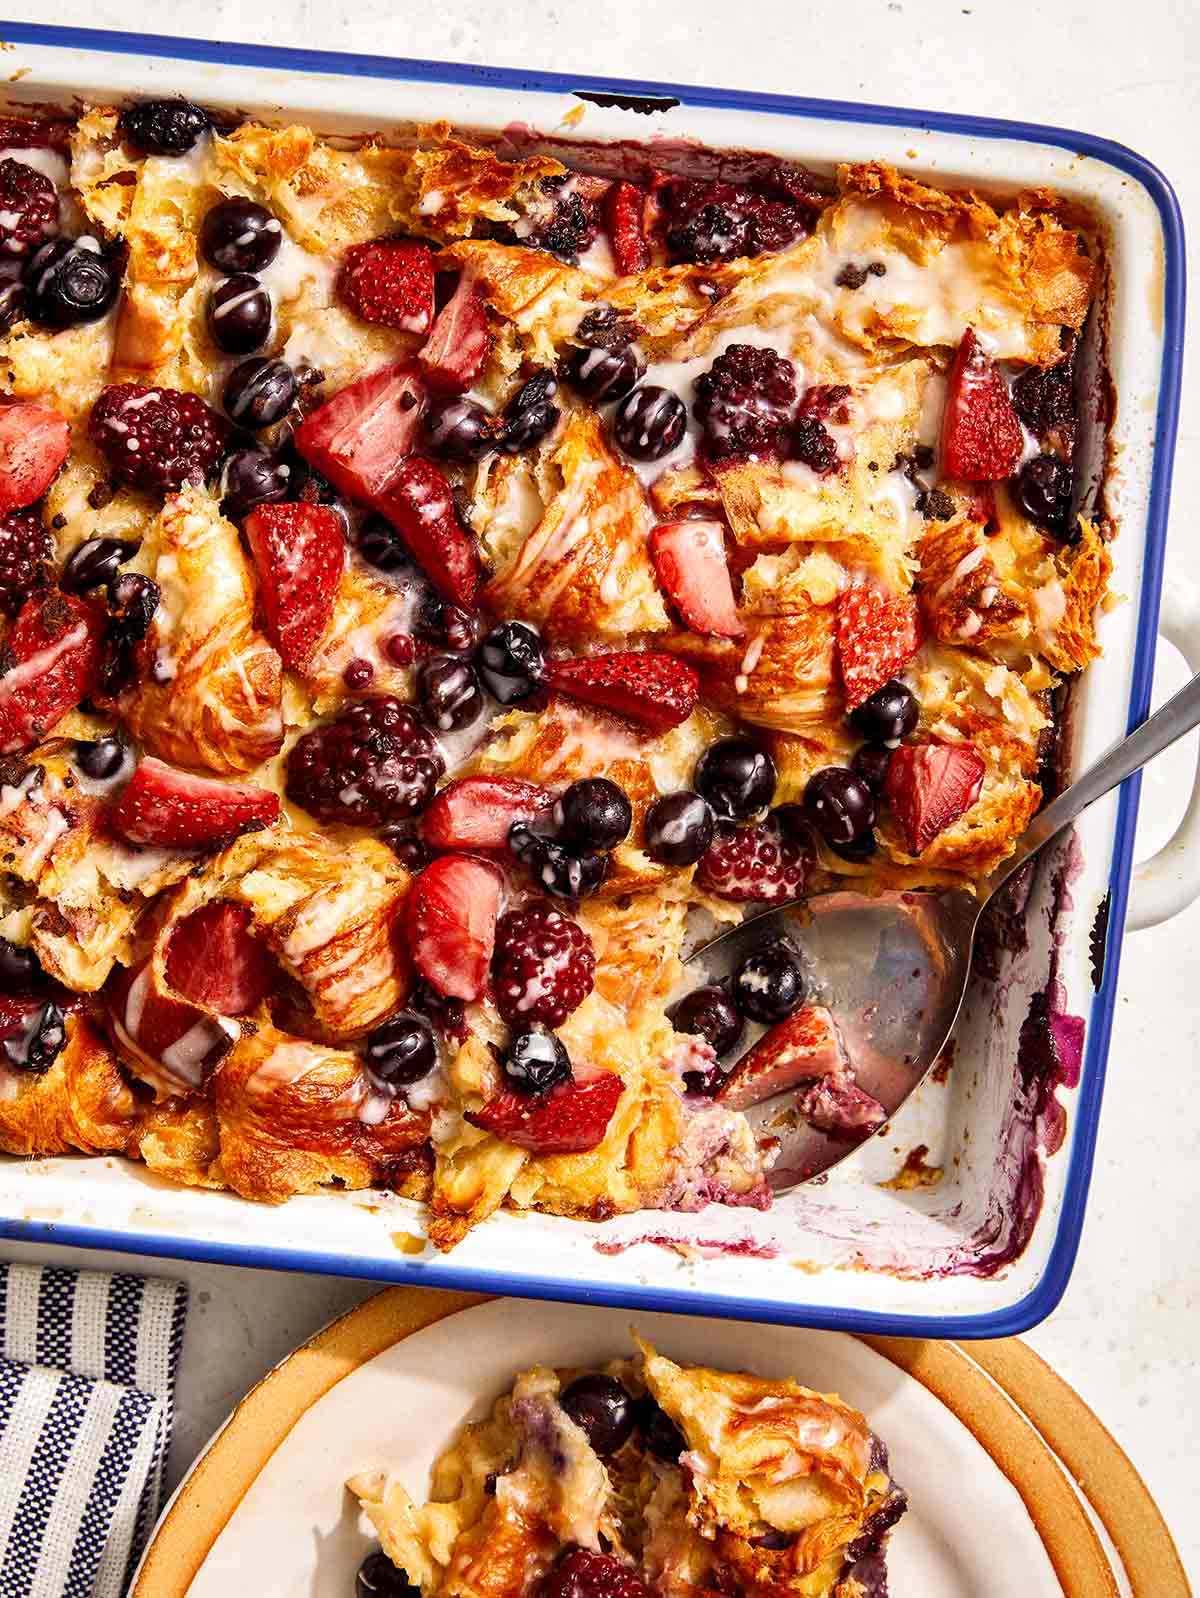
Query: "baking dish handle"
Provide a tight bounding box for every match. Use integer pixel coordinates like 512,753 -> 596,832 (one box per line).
1127,579 -> 1200,930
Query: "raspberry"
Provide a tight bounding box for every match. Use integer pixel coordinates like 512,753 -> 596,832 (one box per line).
492,903 -> 596,1028
89,384 -> 229,494
285,695 -> 445,826
693,344 -> 797,463
790,415 -> 841,476
0,158 -> 59,259
0,507 -> 52,617
539,1550 -> 648,1598
660,170 -> 817,266
529,176 -> 600,263
696,819 -> 814,903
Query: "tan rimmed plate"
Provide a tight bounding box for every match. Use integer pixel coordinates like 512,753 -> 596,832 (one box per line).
133,1291 -> 1189,1598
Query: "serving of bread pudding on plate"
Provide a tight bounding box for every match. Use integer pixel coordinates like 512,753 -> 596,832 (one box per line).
0,94 -> 1108,1250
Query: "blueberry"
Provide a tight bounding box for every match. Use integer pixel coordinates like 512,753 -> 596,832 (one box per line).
803,767 -> 876,847
733,941 -> 806,1024
200,197 -> 282,274
644,791 -> 715,866
119,98 -> 209,156
380,826 -> 434,873
573,306 -> 636,349
849,680 -> 918,744
422,396 -> 495,463
611,385 -> 687,461
670,984 -> 743,1057
2,999 -> 65,1073
1014,453 -> 1074,538
503,1025 -> 572,1096
478,622 -> 544,704
851,743 -> 893,795
24,238 -> 118,328
356,1550 -> 420,1598
365,1012 -> 437,1087
222,356 -> 298,428
509,822 -> 607,899
73,735 -> 128,782
499,371 -> 560,453
100,573 -> 160,694
560,1374 -> 635,1456
61,537 -> 137,594
555,777 -> 631,853
207,274 -> 272,355
416,653 -> 484,732
0,937 -> 43,992
636,1396 -> 686,1462
695,738 -> 776,821
563,342 -> 645,405
414,595 -> 482,654
356,513 -> 411,574
220,447 -> 292,520
828,829 -> 878,863
0,268 -> 28,330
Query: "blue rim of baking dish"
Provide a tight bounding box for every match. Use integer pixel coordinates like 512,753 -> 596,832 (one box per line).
0,22 -> 1185,1339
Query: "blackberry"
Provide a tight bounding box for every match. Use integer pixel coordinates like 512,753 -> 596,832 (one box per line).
286,695 -> 445,826
0,158 -> 59,259
530,176 -> 600,263
693,344 -> 797,462
1011,358 -> 1075,455
660,172 -> 815,266
0,507 -> 52,616
89,383 -> 229,494
790,415 -> 841,475
119,99 -> 210,157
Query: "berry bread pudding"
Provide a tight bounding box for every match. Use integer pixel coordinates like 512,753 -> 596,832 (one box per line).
349,1336 -> 905,1598
0,99 -> 1109,1249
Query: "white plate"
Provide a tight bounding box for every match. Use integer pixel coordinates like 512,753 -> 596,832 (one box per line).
132,1291 -> 1192,1597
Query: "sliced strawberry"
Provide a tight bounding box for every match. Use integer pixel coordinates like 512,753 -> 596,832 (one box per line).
245,502 -> 345,668
421,776 -> 553,852
164,900 -> 277,1015
696,820 -> 814,903
836,585 -> 921,710
467,1070 -> 623,1155
294,361 -> 427,505
798,1075 -> 886,1137
109,758 -> 280,849
420,274 -> 491,393
541,651 -> 699,732
940,327 -> 1023,482
884,741 -> 986,854
406,853 -> 502,1000
107,957 -> 237,1089
373,457 -> 481,607
649,520 -> 744,639
603,182 -> 650,275
336,238 -> 435,334
0,401 -> 70,513
0,591 -> 103,755
716,1006 -> 845,1110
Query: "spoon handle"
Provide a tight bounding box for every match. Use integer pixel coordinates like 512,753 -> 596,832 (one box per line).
995,667 -> 1200,888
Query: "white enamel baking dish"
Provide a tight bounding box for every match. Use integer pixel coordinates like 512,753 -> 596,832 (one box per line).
0,23 -> 1189,1337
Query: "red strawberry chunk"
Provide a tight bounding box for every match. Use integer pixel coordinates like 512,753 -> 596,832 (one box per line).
649,519 -> 744,639
164,900 -> 277,1015
603,182 -> 650,275
696,819 -> 814,903
406,853 -> 502,1000
467,1070 -> 623,1154
836,585 -> 921,710
245,502 -> 345,669
372,457 -> 481,607
0,591 -> 103,755
540,651 -> 699,732
336,238 -> 435,334
0,401 -> 70,513
940,327 -> 1023,481
295,361 -> 427,505
884,741 -> 985,854
107,957 -> 237,1088
422,776 -> 552,851
716,1006 -> 845,1109
109,757 -> 280,849
420,274 -> 491,393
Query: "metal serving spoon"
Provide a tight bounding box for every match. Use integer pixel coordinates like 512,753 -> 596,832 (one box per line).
686,668 -> 1200,1190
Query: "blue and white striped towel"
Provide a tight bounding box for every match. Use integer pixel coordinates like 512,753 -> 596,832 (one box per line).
0,1262 -> 187,1598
